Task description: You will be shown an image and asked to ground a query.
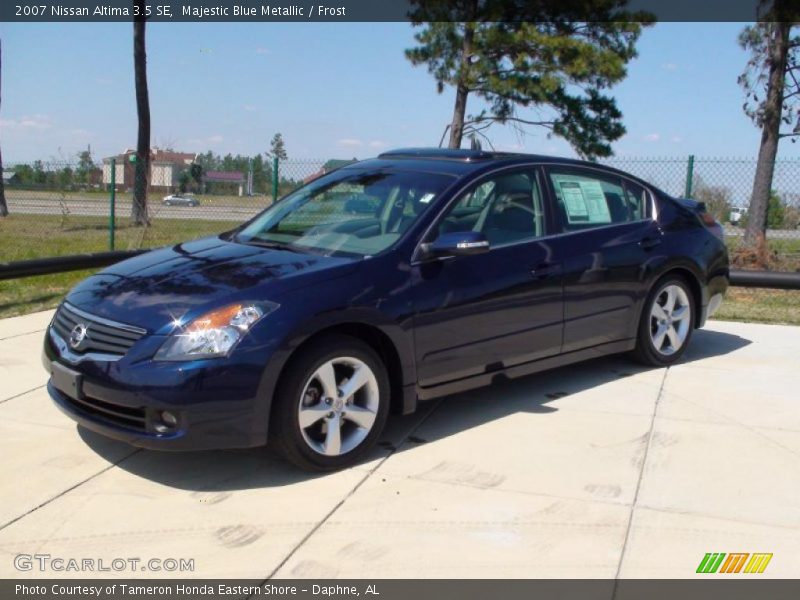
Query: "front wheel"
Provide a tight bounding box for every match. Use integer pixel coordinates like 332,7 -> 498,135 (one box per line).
631,276 -> 695,366
270,335 -> 390,471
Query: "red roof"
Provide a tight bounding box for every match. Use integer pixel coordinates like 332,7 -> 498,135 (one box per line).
104,148 -> 196,164
204,171 -> 245,182
151,149 -> 196,163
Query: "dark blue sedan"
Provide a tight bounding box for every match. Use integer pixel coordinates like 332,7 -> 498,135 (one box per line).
43,148 -> 729,470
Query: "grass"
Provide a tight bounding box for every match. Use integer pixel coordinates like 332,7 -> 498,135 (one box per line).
1,214 -> 799,323
715,288 -> 800,326
0,270 -> 95,318
0,213 -> 229,262
0,214 -> 231,318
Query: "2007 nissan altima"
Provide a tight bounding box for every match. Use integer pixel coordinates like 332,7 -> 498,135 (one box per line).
43,148 -> 729,470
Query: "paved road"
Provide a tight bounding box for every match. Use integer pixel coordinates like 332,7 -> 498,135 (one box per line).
0,313 -> 798,578
7,196 -> 261,222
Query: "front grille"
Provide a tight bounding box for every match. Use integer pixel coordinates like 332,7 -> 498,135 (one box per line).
52,303 -> 147,357
62,392 -> 147,432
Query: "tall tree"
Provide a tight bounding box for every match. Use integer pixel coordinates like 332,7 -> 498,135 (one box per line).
75,148 -> 95,185
270,133 -> 288,160
738,6 -> 799,247
405,0 -> 652,158
0,39 -> 8,218
132,4 -> 151,226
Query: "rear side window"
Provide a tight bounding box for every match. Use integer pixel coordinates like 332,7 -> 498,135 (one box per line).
548,168 -> 650,232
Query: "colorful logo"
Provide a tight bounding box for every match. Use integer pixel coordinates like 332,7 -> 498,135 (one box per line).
697,552 -> 773,574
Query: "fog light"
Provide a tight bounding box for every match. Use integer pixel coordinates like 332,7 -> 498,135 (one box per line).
153,410 -> 178,433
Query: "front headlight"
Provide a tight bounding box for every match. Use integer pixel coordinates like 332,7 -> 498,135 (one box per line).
154,302 -> 277,361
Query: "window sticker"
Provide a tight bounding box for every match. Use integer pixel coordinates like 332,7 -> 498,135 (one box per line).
556,178 -> 612,224
419,192 -> 435,204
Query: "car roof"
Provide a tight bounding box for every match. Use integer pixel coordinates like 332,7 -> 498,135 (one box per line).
339,147 -> 605,175
337,147 -> 662,191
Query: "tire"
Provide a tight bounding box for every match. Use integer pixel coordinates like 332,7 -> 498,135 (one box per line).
269,335 -> 390,471
631,275 -> 695,367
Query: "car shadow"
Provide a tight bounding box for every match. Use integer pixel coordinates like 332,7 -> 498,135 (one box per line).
78,327 -> 751,491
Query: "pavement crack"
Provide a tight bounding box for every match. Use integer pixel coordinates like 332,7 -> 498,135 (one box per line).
0,329 -> 48,342
612,366 -> 668,587
0,384 -> 46,405
255,400 -> 444,587
0,448 -> 142,533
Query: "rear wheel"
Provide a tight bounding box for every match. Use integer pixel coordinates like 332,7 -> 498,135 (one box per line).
631,276 -> 695,366
270,335 -> 390,471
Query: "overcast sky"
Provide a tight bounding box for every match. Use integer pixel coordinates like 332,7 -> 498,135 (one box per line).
1,21 -> 798,164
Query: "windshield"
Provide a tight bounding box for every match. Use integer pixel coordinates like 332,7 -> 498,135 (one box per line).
235,169 -> 455,257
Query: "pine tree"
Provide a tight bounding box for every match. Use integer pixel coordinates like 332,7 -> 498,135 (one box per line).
405,0 -> 652,158
269,133 -> 288,161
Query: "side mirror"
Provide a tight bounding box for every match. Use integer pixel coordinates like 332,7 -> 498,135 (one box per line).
423,231 -> 490,259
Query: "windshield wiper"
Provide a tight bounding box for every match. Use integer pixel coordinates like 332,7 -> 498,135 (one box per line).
241,239 -> 305,253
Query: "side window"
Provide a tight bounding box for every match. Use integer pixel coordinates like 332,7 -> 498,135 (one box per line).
548,168 -> 647,232
623,180 -> 650,221
436,170 -> 545,246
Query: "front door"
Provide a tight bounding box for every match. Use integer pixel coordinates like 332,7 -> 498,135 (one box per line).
411,167 -> 563,388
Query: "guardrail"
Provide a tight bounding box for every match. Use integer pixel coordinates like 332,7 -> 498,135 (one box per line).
729,270 -> 800,290
0,250 -> 146,281
1,251 -> 799,291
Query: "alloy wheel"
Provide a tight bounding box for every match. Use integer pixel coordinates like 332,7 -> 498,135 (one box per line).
649,283 -> 692,356
297,357 -> 379,456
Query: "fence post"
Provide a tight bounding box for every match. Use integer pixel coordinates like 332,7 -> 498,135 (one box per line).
109,158 -> 116,251
684,154 -> 695,198
272,156 -> 279,204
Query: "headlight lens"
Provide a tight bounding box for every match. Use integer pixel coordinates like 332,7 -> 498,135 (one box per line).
154,302 -> 275,361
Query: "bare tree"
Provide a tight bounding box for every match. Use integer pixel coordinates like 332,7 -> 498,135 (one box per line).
0,39 -> 8,218
132,5 -> 151,226
739,9 -> 799,247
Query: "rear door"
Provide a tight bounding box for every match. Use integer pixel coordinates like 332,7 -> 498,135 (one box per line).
542,165 -> 659,352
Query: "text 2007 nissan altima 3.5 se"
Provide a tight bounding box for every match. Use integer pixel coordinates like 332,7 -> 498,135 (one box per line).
43,149 -> 728,471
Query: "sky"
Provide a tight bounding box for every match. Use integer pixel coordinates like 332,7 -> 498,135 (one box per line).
1,21 -> 798,164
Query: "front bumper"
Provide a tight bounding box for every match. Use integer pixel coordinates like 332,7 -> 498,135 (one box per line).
42,328 -> 270,451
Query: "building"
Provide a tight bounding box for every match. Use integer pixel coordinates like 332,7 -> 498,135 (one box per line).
102,148 -> 197,192
2,170 -> 18,185
204,171 -> 246,196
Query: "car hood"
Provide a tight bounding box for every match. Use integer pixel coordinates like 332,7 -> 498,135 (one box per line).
65,236 -> 359,330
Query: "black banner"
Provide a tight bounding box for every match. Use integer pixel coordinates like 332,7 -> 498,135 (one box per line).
4,580 -> 800,600
0,0 -> 783,23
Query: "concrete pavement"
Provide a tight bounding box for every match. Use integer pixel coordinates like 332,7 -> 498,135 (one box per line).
0,311 -> 798,578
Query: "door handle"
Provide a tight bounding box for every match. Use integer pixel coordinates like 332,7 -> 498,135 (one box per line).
530,263 -> 562,279
639,235 -> 662,250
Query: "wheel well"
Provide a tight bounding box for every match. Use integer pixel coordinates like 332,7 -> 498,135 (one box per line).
656,267 -> 703,328
277,323 -> 405,415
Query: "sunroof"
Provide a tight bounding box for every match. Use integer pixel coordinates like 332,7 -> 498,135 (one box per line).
377,147 -> 495,161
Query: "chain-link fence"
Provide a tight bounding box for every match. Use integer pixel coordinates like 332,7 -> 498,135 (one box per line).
1,155 -> 798,322
0,158 -> 327,263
